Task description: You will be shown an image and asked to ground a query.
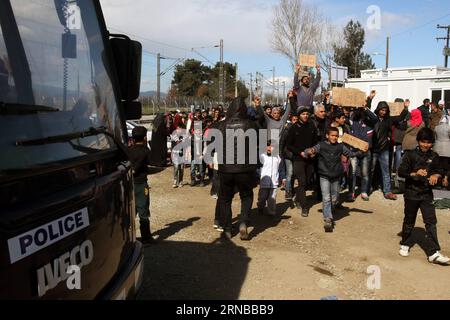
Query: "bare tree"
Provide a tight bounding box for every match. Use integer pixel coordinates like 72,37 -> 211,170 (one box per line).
316,20 -> 344,90
270,0 -> 325,70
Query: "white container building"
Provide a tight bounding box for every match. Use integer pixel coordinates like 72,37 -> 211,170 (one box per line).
345,66 -> 450,110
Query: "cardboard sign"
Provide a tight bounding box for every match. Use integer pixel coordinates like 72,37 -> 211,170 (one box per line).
342,133 -> 369,151
332,87 -> 366,108
388,102 -> 405,117
299,54 -> 317,67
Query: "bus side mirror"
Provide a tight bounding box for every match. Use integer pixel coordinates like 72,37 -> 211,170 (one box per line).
109,35 -> 142,101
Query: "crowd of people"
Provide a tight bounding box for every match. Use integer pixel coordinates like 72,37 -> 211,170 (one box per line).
129,64 -> 450,265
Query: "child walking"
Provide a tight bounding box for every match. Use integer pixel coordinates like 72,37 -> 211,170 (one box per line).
257,142 -> 282,220
305,127 -> 365,232
397,128 -> 450,265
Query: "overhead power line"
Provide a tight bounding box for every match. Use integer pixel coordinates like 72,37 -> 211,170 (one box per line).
371,12 -> 450,51
109,26 -> 192,52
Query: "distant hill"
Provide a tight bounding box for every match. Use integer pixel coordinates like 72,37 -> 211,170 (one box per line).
140,91 -> 167,98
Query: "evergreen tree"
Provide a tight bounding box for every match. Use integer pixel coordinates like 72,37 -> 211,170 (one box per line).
333,20 -> 375,78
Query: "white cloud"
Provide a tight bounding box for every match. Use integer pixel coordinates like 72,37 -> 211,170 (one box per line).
100,0 -> 274,58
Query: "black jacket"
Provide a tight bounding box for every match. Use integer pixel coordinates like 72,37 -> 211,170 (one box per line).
285,120 -> 318,162
310,116 -> 329,142
280,122 -> 294,159
365,105 -> 409,153
218,98 -> 259,174
128,144 -> 151,184
393,112 -> 410,145
398,148 -> 442,200
309,142 -> 355,179
418,105 -> 430,128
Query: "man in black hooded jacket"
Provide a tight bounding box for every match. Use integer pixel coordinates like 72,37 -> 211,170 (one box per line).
365,101 -> 408,200
217,98 -> 259,240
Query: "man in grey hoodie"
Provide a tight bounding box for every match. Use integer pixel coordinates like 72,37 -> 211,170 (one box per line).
258,103 -> 291,144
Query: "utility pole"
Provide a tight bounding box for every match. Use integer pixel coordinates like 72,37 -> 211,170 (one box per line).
224,69 -> 227,101
255,72 -> 262,98
272,67 -> 275,104
260,73 -> 264,99
437,25 -> 450,68
282,81 -> 286,104
248,73 -> 253,104
276,79 -> 280,105
219,39 -> 224,104
386,36 -> 390,70
157,53 -> 161,112
235,63 -> 238,98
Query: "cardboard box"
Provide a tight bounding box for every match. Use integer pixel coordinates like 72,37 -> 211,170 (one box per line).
332,87 -> 366,108
388,102 -> 405,117
299,54 -> 317,68
342,133 -> 369,151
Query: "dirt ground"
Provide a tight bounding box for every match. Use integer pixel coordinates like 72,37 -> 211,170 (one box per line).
137,168 -> 450,300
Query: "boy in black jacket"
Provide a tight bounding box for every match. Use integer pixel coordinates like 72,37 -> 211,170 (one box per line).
305,127 -> 364,232
129,126 -> 155,244
397,128 -> 449,264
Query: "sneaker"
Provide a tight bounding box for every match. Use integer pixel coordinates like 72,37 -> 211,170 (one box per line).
211,194 -> 219,200
213,220 -> 220,229
384,193 -> 398,200
199,180 -> 206,187
399,245 -> 410,257
428,252 -> 450,265
324,219 -> 334,233
348,193 -> 356,202
361,193 -> 369,201
239,223 -> 250,241
301,208 -> 309,218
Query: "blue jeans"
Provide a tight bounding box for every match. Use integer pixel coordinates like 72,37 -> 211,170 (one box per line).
394,145 -> 403,172
190,160 -> 204,180
350,153 -> 371,195
279,158 -> 286,181
319,177 -> 341,220
285,159 -> 294,193
371,150 -> 391,194
134,182 -> 150,223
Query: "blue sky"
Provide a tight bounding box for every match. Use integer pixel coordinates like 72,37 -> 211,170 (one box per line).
100,0 -> 450,94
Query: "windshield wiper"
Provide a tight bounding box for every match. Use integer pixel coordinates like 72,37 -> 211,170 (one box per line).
0,102 -> 60,115
16,126 -> 129,157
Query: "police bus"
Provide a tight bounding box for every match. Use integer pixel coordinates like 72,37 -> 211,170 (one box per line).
0,0 -> 144,299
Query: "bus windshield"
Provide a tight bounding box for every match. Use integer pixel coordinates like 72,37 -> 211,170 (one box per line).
0,0 -> 122,172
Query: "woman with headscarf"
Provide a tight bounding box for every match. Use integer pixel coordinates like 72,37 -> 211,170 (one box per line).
402,109 -> 425,152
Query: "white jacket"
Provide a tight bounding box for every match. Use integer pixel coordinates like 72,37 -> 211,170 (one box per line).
259,154 -> 281,188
